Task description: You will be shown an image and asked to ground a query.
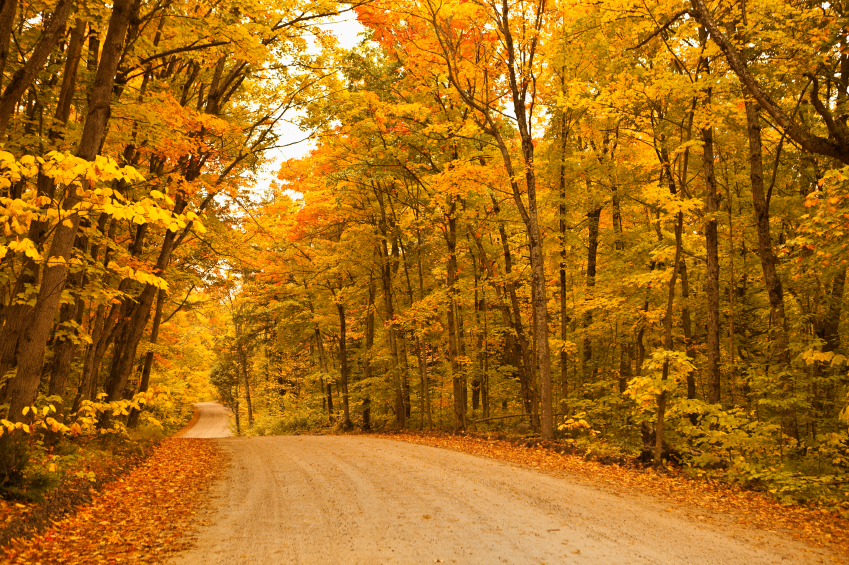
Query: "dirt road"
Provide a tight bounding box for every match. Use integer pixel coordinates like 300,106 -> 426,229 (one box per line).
171,407 -> 831,565
179,402 -> 232,438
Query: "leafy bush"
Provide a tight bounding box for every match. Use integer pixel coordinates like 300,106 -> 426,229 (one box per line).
0,434 -> 59,502
670,401 -> 849,506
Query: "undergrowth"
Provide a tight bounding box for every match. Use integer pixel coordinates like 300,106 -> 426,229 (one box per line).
0,392 -> 190,503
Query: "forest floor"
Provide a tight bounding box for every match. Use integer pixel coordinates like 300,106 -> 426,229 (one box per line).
0,438 -> 156,549
1,410 -> 225,565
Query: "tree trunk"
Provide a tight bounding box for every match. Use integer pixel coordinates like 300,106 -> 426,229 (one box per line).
491,205 -> 535,423
613,188 -> 631,395
313,326 -> 333,423
414,229 -> 433,428
54,19 -> 87,130
103,197 -> 186,406
72,305 -> 106,412
2,23 -> 90,343
127,288 -> 166,427
0,0 -> 18,93
703,100 -> 722,405
498,6 -> 554,440
680,260 -> 699,424
559,110 -> 571,413
44,229 -> 89,431
326,380 -> 334,419
337,302 -> 352,430
816,268 -> 846,355
5,0 -> 137,424
618,343 -> 632,394
481,299 -> 490,419
655,212 -> 684,468
0,0 -> 74,135
744,99 -> 798,438
435,3 -> 554,437
444,201 -> 465,431
471,229 -> 529,417
237,341 -> 253,427
362,275 -> 376,430
583,206 -> 602,391
374,189 -> 405,429
471,243 -> 482,414
0,268 -> 40,392
399,334 -> 412,419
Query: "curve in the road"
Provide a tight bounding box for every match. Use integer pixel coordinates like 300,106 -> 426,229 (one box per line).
170,435 -> 833,565
180,402 -> 232,438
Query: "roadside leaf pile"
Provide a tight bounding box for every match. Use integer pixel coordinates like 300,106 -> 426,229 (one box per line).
0,438 -> 156,547
2,439 -> 222,564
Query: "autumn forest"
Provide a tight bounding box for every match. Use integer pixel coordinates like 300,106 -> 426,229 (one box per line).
1,0 -> 848,516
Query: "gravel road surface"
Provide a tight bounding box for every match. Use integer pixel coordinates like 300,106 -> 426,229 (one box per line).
179,402 -> 232,438
171,405 -> 832,564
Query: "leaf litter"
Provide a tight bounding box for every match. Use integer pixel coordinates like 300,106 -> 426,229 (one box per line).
2,438 -> 223,564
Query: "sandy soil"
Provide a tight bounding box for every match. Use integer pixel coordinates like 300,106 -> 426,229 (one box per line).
170,406 -> 834,564
179,402 -> 232,438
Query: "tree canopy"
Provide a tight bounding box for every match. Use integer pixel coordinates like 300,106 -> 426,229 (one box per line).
1,0 -> 848,507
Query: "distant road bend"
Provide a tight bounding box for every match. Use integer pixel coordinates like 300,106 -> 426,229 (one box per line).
180,402 -> 231,438
171,403 -> 834,564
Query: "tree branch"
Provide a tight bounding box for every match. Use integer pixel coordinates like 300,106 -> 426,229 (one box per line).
629,9 -> 693,51
689,0 -> 849,164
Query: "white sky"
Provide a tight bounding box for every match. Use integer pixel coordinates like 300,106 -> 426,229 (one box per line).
254,14 -> 367,195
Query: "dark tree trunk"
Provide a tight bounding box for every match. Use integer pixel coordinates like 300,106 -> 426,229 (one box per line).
399,334 -> 412,419
744,99 -> 798,438
655,212 -> 684,467
444,200 -> 465,431
816,269 -> 846,355
680,260 -> 699,424
414,230 -> 433,428
618,344 -> 632,394
490,203 -> 536,424
44,229 -> 89,430
0,0 -> 18,93
6,0 -> 137,424
0,86 -> 80,386
326,381 -> 334,417
54,19 -> 86,128
86,25 -> 100,71
470,232 -> 524,418
362,276 -> 376,430
373,186 -> 405,428
237,341 -> 253,427
313,325 -> 333,423
745,103 -> 788,318
0,0 -> 74,135
582,206 -> 602,391
613,189 -> 631,395
337,302 -> 352,430
127,288 -> 165,427
703,101 -> 721,405
559,119 -> 571,409
103,197 -> 186,406
464,7 -> 553,437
